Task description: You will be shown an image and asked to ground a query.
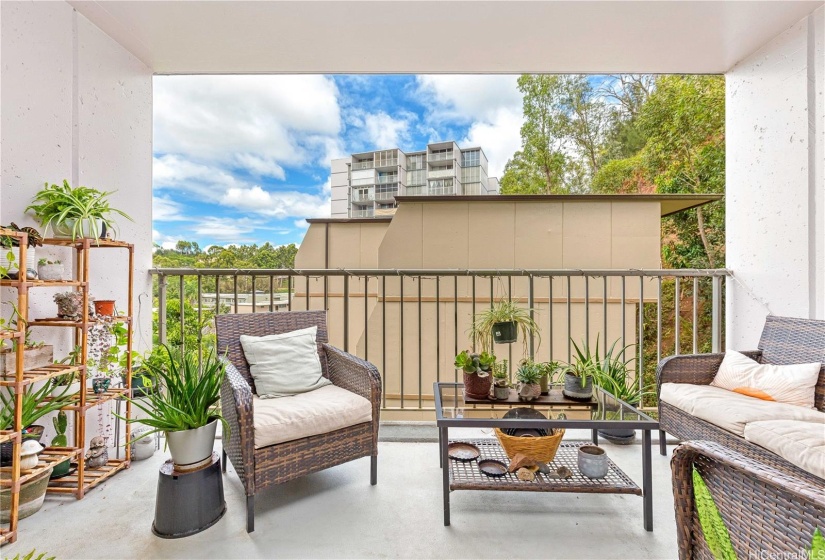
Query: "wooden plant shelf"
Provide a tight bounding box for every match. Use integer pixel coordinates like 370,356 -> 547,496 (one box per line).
28,316 -> 130,328
0,447 -> 81,487
0,363 -> 84,388
0,526 -> 16,546
59,387 -> 128,412
0,430 -> 19,445
47,458 -> 129,495
42,238 -> 132,249
0,330 -> 22,341
0,279 -> 84,289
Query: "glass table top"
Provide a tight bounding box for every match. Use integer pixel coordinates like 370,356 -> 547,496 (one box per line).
434,382 -> 658,429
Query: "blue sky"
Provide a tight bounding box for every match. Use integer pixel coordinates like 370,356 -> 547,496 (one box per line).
152,75 -> 524,249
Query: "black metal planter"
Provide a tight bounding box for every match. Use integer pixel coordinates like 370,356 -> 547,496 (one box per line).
492,321 -> 517,344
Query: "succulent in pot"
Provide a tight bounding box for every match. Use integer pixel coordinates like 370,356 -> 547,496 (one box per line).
492,359 -> 510,400
26,180 -> 133,242
54,291 -> 91,320
516,360 -> 543,401
455,350 -> 493,400
117,344 -> 228,469
37,258 -> 64,281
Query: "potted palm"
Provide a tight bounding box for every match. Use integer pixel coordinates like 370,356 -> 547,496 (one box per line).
26,180 -> 133,242
118,345 -> 228,469
455,350 -> 494,400
470,300 -> 540,349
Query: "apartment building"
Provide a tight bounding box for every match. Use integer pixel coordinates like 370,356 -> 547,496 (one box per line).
330,141 -> 499,218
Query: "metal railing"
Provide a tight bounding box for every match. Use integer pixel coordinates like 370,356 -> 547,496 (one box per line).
152,268 -> 728,414
351,191 -> 374,203
374,189 -> 398,202
351,208 -> 374,218
428,152 -> 453,162
352,161 -> 373,170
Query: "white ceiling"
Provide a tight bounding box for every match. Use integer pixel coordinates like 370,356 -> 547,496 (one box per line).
69,0 -> 823,75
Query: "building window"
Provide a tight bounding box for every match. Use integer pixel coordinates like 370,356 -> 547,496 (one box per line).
462,150 -> 480,167
408,169 -> 426,186
407,154 -> 425,170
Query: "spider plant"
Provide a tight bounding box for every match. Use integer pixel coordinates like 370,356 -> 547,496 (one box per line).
26,180 -> 132,241
469,299 -> 540,353
117,344 -> 228,441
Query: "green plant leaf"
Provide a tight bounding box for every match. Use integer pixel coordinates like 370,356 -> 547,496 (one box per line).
811,528 -> 825,560
693,468 -> 737,560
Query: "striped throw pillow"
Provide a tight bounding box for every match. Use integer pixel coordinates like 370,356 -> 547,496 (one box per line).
711,350 -> 821,408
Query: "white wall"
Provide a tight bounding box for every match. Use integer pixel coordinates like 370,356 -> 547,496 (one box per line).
1,2 -> 152,446
726,6 -> 825,349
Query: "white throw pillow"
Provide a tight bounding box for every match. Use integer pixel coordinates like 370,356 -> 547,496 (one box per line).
711,350 -> 821,408
240,326 -> 331,399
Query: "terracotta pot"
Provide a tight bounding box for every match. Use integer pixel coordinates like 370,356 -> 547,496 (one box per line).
463,371 -> 492,400
93,299 -> 116,316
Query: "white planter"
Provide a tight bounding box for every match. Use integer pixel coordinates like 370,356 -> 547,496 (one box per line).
0,246 -> 19,274
37,263 -> 65,281
165,419 -> 218,469
0,345 -> 55,375
54,218 -> 105,240
50,381 -> 81,398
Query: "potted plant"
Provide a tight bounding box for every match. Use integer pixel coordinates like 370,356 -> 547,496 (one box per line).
118,345 -> 228,469
37,259 -> 64,281
470,299 -> 540,350
93,299 -> 116,317
593,340 -> 651,444
0,382 -> 75,460
0,224 -> 42,280
54,291 -> 90,320
455,350 -> 493,400
515,360 -> 542,401
0,304 -> 54,375
536,361 -> 560,395
49,411 -> 72,478
492,358 -> 510,400
86,316 -> 122,393
560,338 -> 601,400
25,180 -> 133,242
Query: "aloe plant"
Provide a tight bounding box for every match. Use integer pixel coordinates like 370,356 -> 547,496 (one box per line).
117,345 -> 228,442
0,382 -> 75,431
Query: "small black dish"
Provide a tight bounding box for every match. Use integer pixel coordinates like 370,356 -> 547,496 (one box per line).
478,459 -> 508,477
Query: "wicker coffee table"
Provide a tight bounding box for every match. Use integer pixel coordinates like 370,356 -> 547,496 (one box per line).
434,382 -> 660,531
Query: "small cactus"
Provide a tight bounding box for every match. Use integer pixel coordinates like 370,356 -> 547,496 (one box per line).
51,411 -> 67,447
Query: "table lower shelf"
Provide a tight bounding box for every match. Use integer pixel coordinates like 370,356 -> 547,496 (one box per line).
449,439 -> 641,495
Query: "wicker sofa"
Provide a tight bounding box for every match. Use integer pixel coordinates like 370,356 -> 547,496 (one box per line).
215,311 -> 382,533
672,440 -> 825,558
657,315 -> 825,485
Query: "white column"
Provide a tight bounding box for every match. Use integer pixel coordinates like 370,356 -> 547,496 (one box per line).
726,7 -> 825,349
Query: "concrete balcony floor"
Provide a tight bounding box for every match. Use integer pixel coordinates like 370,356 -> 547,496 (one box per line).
4,427 -> 678,559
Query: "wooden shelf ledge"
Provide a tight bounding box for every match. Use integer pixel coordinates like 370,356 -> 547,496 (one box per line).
0,363 -> 85,388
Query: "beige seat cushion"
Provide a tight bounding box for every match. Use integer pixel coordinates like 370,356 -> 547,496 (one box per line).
252,384 -> 372,449
660,383 -> 825,436
744,420 -> 825,479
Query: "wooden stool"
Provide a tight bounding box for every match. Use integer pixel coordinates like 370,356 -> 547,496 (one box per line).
152,452 -> 226,538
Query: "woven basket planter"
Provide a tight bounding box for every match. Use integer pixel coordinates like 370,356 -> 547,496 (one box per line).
494,427 -> 565,463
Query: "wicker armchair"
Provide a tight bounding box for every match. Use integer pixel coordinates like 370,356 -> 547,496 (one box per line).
672,440 -> 825,559
657,315 -> 825,483
215,311 -> 381,533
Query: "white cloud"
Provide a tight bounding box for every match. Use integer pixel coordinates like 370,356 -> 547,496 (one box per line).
462,108 -> 523,178
220,186 -> 331,220
416,75 -> 522,123
363,112 -> 411,149
152,196 -> 189,222
154,75 -> 341,178
191,217 -> 259,242
152,228 -> 183,250
153,155 -> 249,200
416,75 -> 523,178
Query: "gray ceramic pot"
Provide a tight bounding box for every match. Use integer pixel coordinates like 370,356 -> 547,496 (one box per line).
577,445 -> 608,479
562,373 -> 593,400
493,384 -> 511,400
166,419 -> 218,468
